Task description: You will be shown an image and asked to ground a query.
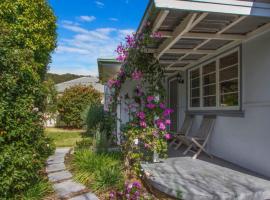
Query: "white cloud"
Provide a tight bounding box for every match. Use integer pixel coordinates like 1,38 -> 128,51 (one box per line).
51,21 -> 135,75
109,18 -> 118,22
95,1 -> 104,8
79,15 -> 96,22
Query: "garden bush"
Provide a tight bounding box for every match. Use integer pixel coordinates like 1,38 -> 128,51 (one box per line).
57,85 -> 102,128
0,0 -> 56,198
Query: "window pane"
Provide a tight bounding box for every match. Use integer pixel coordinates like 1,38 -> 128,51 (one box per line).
203,85 -> 216,96
219,65 -> 238,82
220,80 -> 238,94
203,73 -> 216,85
192,88 -> 200,98
203,61 -> 216,75
204,96 -> 216,107
220,52 -> 238,69
220,93 -> 238,107
191,77 -> 200,88
191,68 -> 200,79
190,68 -> 201,108
191,98 -> 200,107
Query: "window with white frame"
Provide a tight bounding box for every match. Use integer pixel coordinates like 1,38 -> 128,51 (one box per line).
188,48 -> 240,110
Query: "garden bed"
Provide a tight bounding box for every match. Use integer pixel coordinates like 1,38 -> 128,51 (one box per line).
66,139 -> 176,200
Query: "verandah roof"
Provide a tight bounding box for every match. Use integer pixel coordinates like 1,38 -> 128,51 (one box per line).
139,0 -> 270,74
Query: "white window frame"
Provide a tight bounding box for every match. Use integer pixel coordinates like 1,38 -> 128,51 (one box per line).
188,47 -> 241,111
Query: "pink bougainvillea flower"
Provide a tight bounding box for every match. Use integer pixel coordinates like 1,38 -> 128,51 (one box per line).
163,108 -> 174,117
125,34 -> 136,48
140,120 -> 147,128
159,102 -> 166,109
165,133 -> 172,140
158,122 -> 166,131
107,79 -> 115,88
132,70 -> 143,80
165,119 -> 171,125
115,80 -> 121,87
151,31 -> 163,39
116,54 -> 126,62
147,95 -> 155,102
137,111 -> 145,120
146,103 -> 155,109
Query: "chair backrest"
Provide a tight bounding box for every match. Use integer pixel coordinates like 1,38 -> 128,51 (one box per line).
179,115 -> 194,136
196,116 -> 216,139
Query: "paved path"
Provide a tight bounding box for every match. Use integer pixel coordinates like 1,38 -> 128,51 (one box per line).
46,148 -> 99,200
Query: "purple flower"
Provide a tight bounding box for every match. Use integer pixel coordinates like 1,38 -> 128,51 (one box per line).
165,119 -> 171,125
151,31 -> 163,39
137,111 -> 145,120
132,70 -> 143,80
165,133 -> 172,140
146,103 -> 155,109
125,34 -> 136,48
159,102 -> 166,109
132,181 -> 141,188
163,108 -> 174,117
140,121 -> 147,128
109,191 -> 115,199
155,119 -> 166,131
147,96 -> 155,103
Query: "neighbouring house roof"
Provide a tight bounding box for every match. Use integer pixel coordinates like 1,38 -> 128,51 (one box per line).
56,76 -> 104,94
137,0 -> 270,75
97,58 -> 122,83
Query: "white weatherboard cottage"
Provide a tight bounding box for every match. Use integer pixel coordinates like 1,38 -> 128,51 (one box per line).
99,0 -> 270,199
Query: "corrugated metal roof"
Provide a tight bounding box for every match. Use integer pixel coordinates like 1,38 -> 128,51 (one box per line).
56,77 -> 104,94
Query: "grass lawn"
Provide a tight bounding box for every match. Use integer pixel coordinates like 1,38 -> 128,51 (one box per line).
45,127 -> 84,147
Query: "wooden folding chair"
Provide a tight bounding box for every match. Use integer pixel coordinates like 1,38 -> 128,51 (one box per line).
182,116 -> 216,159
169,115 -> 194,150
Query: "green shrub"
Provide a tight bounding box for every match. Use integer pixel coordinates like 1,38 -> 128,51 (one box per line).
72,150 -> 124,192
0,0 -> 56,198
19,178 -> 53,200
57,85 -> 102,128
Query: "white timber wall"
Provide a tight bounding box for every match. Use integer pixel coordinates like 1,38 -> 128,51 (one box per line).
179,30 -> 270,177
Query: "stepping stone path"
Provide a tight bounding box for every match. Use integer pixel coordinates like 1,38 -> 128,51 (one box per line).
46,148 -> 99,200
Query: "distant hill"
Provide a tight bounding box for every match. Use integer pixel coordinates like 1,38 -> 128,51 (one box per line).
46,73 -> 86,84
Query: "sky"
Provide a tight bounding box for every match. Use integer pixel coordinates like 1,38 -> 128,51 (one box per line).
48,0 -> 149,76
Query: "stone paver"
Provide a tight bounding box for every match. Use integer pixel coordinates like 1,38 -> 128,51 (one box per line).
69,192 -> 99,200
53,180 -> 86,198
48,170 -> 72,182
46,163 -> 66,173
47,148 -> 99,200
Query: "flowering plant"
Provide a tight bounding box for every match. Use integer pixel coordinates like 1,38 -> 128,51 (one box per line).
109,181 -> 152,200
107,23 -> 173,173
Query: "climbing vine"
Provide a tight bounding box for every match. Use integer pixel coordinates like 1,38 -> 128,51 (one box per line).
107,23 -> 173,173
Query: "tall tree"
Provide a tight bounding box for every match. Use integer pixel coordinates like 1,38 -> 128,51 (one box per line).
0,0 -> 57,197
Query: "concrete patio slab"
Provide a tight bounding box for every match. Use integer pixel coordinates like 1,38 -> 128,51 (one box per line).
48,170 -> 72,182
69,192 -> 99,200
141,149 -> 270,200
53,180 -> 86,198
